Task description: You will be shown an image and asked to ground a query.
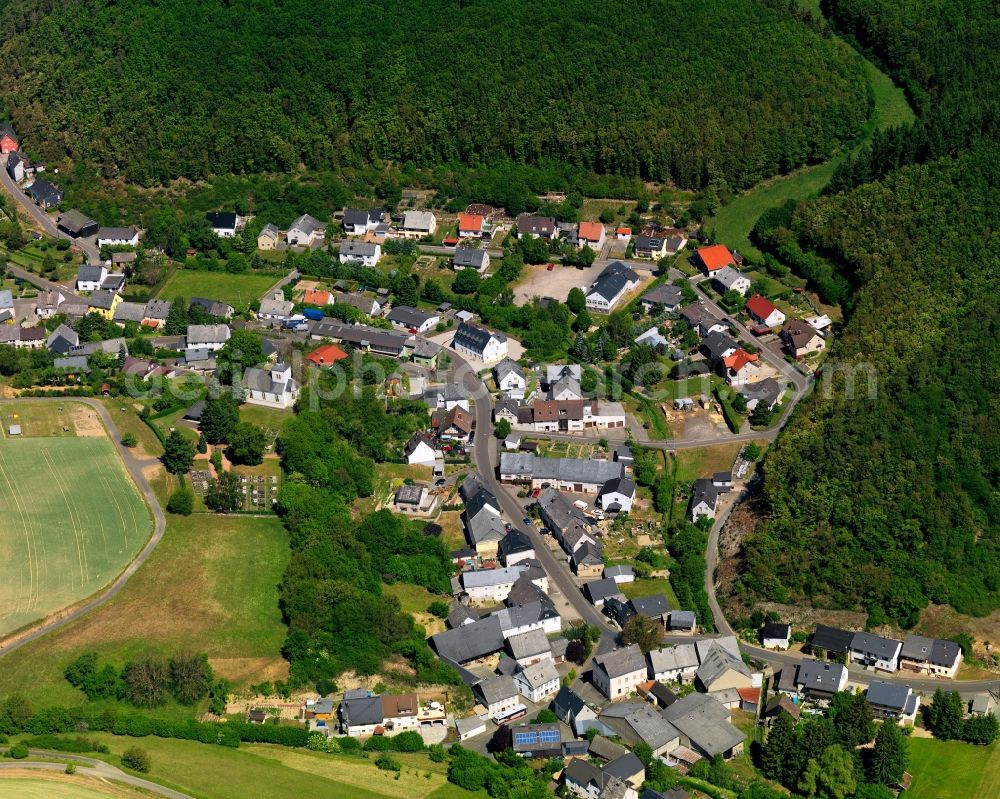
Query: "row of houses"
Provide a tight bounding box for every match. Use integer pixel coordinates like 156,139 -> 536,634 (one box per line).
809,624 -> 963,677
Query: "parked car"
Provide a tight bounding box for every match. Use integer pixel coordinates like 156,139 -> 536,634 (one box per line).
522,517 -> 532,525
434,478 -> 446,487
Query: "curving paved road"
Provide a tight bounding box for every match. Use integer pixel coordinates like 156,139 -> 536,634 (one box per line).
5,263 -> 82,299
0,397 -> 166,657
0,749 -> 193,799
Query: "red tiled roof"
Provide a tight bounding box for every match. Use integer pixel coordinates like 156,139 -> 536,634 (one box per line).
304,289 -> 333,306
307,344 -> 348,365
458,213 -> 484,233
578,221 -> 604,242
616,226 -> 631,235
723,349 -> 759,372
745,294 -> 777,322
737,687 -> 761,703
696,244 -> 736,272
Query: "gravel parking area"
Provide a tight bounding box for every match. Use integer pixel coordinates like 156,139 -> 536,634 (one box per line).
513,262 -> 607,306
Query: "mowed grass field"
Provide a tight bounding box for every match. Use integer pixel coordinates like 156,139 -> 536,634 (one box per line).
79,734 -> 483,799
0,436 -> 152,638
156,269 -> 281,306
905,738 -> 1000,799
0,513 -> 290,709
0,775 -> 146,799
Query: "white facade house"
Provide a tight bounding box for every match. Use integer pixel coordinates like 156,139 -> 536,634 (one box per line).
184,324 -> 230,362
592,645 -> 648,700
243,363 -> 300,410
586,261 -> 639,312
399,210 -> 437,239
514,661 -> 560,703
453,247 -> 490,273
494,359 -> 527,398
339,241 -> 381,266
745,295 -> 786,328
713,266 -> 752,296
849,632 -> 902,672
76,264 -> 108,292
287,214 -> 325,247
387,306 -> 439,334
206,211 -> 240,238
761,623 -> 792,650
258,291 -> 294,321
898,636 -> 963,679
96,226 -> 140,247
342,208 -> 384,236
648,644 -> 700,684
461,565 -> 532,604
475,676 -> 522,721
405,434 -> 440,467
598,477 -> 636,513
453,321 -> 507,362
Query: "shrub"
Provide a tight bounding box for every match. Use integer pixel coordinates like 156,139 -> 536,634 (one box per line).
122,746 -> 151,773
166,486 -> 194,515
65,763 -> 76,774
121,432 -> 138,448
9,742 -> 28,759
375,752 -> 401,771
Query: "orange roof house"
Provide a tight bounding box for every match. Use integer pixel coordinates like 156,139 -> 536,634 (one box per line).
578,221 -> 605,244
458,214 -> 485,235
695,244 -> 736,273
723,349 -> 759,372
303,289 -> 333,306
307,344 -> 348,366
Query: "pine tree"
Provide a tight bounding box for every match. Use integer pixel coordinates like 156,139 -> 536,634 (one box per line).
930,689 -> 964,740
570,333 -> 591,363
164,296 -> 190,335
868,721 -> 907,785
836,691 -> 876,748
760,710 -> 796,783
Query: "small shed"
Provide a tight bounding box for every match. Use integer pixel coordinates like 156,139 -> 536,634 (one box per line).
456,715 -> 487,741
8,424 -> 21,436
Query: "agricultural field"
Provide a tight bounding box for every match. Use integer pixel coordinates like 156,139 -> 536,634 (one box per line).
0,408 -> 153,639
905,738 -> 1000,799
156,269 -> 281,306
0,513 -> 290,709
0,774 -> 148,799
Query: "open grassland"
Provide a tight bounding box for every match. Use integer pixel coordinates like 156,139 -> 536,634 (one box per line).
709,53 -> 914,259
905,738 -> 1000,799
78,734 -> 484,799
0,436 -> 152,638
0,773 -> 148,799
156,269 -> 280,306
0,514 -> 290,710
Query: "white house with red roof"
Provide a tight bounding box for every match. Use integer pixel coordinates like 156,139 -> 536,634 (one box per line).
578,221 -> 606,250
458,213 -> 487,239
695,244 -> 736,274
745,295 -> 786,328
615,226 -> 632,241
722,349 -> 761,386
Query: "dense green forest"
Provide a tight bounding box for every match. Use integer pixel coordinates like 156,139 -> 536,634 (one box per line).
0,0 -> 868,191
739,0 -> 1000,627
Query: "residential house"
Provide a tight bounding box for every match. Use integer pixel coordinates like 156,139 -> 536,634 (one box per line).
69,338 -> 128,359
593,645 -> 648,700
546,363 -> 582,386
258,291 -> 294,322
696,642 -> 752,693
604,565 -> 635,584
342,208 -> 384,236
615,444 -> 634,469
500,528 -> 535,567
599,703 -> 679,758
286,214 -> 325,247
795,659 -> 849,700
399,210 -> 437,239
898,635 -> 963,678
578,221 -> 606,250
87,289 -> 120,320
243,362 -> 299,409
387,305 -> 439,333
257,223 -> 279,250
661,692 -> 746,760
26,178 -> 63,208
598,477 -> 636,513
46,324 -> 79,355
515,660 -> 560,703
112,301 -> 146,326
100,272 -> 127,294
493,593 -> 562,638
761,623 -> 792,650
648,645 -> 700,684
453,321 -> 507,362
475,675 -> 522,721
866,680 -> 920,724
430,616 -> 505,665
338,693 -> 420,737
701,330 -> 738,363
184,324 -> 230,362
0,325 -> 45,349
458,213 -> 487,239
680,303 -> 726,338
338,240 -> 382,266
76,264 -> 109,292
0,122 -> 18,153
629,594 -> 672,626
35,290 -> 65,319
713,266 -> 751,296
393,483 -> 438,516
502,453 -> 624,494
190,298 -> 235,319
506,629 -> 552,668
634,235 -> 668,260
206,211 -> 239,237
6,150 -> 25,182
58,210 -> 99,238
336,291 -> 383,317
849,631 -> 902,672
404,432 -> 440,467
635,326 -> 669,349
740,378 -> 782,412
537,488 -> 597,553
433,404 -> 474,442
586,261 -> 639,312
721,349 -> 760,387
312,321 -> 408,357
762,695 -> 800,727
667,610 -> 697,633
745,295 -> 785,328
782,319 -> 826,358
690,478 -> 725,521
461,564 -> 532,604
640,283 -> 683,313
694,244 -> 735,275
584,578 -> 625,609
453,246 -> 490,272
465,507 -> 506,559
495,398 -> 522,425
516,215 -> 557,240
553,686 -> 602,737
97,226 -> 139,247
810,625 -> 854,658
141,299 -> 171,329
494,358 -> 527,398
423,383 -> 471,411
306,344 -> 349,368
572,541 -> 605,578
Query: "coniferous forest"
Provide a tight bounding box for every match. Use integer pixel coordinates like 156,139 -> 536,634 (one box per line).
0,0 -> 869,190
739,0 -> 1000,627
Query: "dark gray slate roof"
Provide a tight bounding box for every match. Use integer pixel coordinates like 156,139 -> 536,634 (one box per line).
430,617 -> 504,663
387,305 -> 435,328
811,624 -> 854,654
641,283 -> 683,307
454,320 -> 505,353
866,679 -> 911,711
588,261 -> 638,302
454,247 -> 489,268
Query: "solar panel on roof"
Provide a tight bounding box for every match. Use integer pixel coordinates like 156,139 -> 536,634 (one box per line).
539,730 -> 560,743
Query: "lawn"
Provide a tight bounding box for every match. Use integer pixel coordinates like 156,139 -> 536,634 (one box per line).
0,513 -> 290,709
708,51 -> 914,260
673,444 -> 746,485
73,734 -> 485,799
156,269 -> 282,306
625,392 -> 671,440
621,577 -> 680,610
0,776 -> 146,799
905,738 -> 1000,799
0,435 -> 152,639
0,402 -> 82,437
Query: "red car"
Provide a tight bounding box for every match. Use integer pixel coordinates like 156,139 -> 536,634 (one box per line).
546,263 -> 555,271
